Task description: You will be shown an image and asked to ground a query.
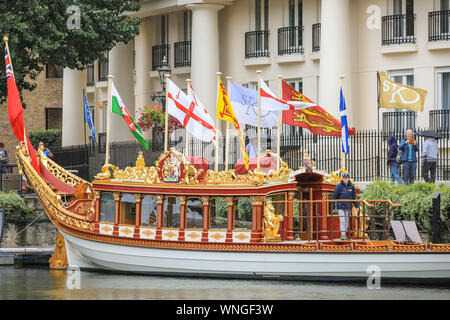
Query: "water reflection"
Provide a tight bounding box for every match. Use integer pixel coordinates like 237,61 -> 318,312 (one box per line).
0,266 -> 449,300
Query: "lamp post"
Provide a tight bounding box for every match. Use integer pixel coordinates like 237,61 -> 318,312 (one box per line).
152,56 -> 171,112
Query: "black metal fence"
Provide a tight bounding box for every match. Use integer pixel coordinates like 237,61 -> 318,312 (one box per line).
152,44 -> 170,71
382,14 -> 415,45
382,111 -> 416,134
429,10 -> 450,42
245,30 -> 270,58
278,26 -> 303,55
174,41 -> 191,67
430,110 -> 450,134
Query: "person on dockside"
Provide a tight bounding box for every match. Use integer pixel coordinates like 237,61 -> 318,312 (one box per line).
331,172 -> 359,241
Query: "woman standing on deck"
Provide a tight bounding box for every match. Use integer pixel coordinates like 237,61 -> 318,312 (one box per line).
331,172 -> 359,240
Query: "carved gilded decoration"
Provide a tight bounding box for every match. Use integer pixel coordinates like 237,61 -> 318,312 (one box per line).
49,231 -> 68,270
262,199 -> 283,242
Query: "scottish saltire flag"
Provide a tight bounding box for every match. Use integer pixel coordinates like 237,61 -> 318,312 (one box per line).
83,89 -> 96,144
339,87 -> 349,154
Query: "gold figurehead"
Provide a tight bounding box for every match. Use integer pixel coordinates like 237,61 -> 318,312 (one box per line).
262,199 -> 284,242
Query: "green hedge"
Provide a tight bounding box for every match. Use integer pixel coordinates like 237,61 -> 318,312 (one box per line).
29,129 -> 62,149
360,181 -> 450,235
0,191 -> 35,219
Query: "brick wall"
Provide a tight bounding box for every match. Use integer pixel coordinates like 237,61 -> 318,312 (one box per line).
0,68 -> 63,165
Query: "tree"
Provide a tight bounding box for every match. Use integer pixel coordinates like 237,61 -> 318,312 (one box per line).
0,0 -> 142,105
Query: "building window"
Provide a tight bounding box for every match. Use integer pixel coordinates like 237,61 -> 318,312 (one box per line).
286,78 -> 303,93
45,108 -> 62,130
98,53 -> 109,82
382,0 -> 415,45
86,64 -> 94,86
437,67 -> 450,110
46,65 -> 63,78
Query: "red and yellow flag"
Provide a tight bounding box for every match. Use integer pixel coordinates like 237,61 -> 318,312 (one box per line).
216,76 -> 249,170
282,81 -> 356,136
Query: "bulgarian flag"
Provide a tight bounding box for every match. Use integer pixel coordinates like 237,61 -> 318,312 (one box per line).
111,81 -> 149,150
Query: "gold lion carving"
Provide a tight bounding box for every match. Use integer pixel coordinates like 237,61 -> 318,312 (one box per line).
262,199 -> 284,242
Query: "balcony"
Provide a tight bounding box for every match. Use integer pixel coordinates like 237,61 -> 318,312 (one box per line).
312,23 -> 321,53
429,10 -> 450,42
382,111 -> 416,133
152,44 -> 170,71
382,14 -> 415,46
245,30 -> 270,59
174,41 -> 191,68
278,26 -> 303,55
429,109 -> 450,134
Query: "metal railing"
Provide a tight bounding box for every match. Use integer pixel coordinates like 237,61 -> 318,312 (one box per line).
430,109 -> 450,135
429,10 -> 450,41
245,30 -> 270,58
152,44 -> 170,71
174,41 -> 191,67
382,111 -> 416,134
312,23 -> 321,52
382,14 -> 416,45
272,199 -> 400,242
278,26 -> 303,55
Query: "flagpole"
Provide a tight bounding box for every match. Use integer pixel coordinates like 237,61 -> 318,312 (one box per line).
185,79 -> 191,157
215,72 -> 221,173
277,75 -> 282,172
105,75 -> 113,165
340,75 -> 346,171
164,74 -> 170,152
225,76 -> 232,171
83,89 -> 87,146
256,70 -> 262,170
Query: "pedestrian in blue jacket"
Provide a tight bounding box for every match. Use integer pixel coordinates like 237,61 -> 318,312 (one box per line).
331,172 -> 359,240
398,129 -> 419,185
387,136 -> 402,185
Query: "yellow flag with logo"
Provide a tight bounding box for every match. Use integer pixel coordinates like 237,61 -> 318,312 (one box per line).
378,72 -> 427,112
216,76 -> 249,170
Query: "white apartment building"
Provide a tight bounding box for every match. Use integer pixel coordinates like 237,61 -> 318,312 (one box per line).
62,0 -> 450,147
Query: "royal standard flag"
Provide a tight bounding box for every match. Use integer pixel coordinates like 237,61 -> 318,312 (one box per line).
111,81 -> 149,150
217,76 -> 249,170
378,72 -> 427,112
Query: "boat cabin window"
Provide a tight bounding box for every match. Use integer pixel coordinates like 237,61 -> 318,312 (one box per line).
186,198 -> 203,229
265,192 -> 286,217
120,194 -> 136,225
234,198 -> 252,230
163,196 -> 180,228
100,193 -> 115,223
141,195 -> 157,227
209,198 -> 228,229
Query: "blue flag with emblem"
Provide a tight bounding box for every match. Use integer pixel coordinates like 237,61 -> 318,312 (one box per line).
339,87 -> 349,154
83,89 -> 97,144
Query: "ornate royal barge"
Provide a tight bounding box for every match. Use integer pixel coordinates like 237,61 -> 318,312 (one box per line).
15,145 -> 450,283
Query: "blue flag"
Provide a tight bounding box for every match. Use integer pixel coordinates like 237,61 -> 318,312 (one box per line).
339,87 -> 349,154
83,89 -> 97,144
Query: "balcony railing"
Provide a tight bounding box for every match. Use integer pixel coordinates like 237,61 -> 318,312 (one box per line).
245,30 -> 270,58
278,26 -> 303,55
152,44 -> 170,71
430,109 -> 450,134
382,14 -> 416,45
86,64 -> 94,86
174,41 -> 191,67
382,111 -> 416,133
429,10 -> 450,41
312,23 -> 321,52
98,60 -> 108,82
